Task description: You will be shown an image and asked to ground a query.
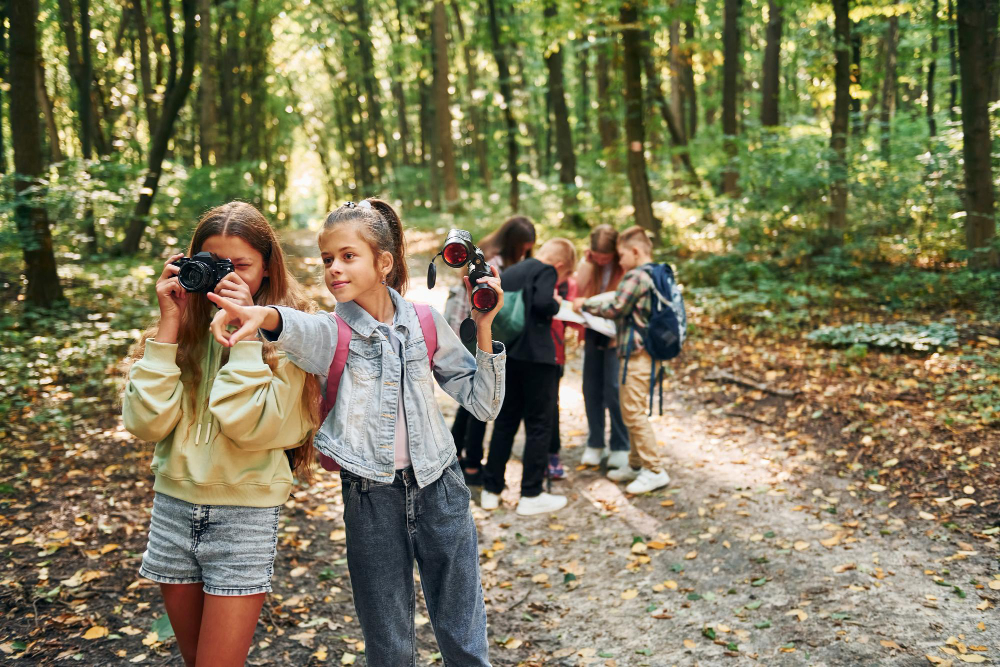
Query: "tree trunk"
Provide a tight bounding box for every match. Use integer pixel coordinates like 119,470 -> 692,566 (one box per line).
829,0 -> 850,237
956,0 -> 998,268
355,0 -> 385,182
760,0 -> 782,126
121,0 -> 198,255
576,37 -> 590,151
11,0 -> 64,306
668,19 -> 685,141
0,0 -> 7,175
56,0 -> 93,159
197,0 -> 216,165
36,59 -> 64,163
682,20 -> 697,138
390,0 -> 412,167
132,0 -> 158,133
450,0 -> 489,185
850,21 -> 862,133
430,0 -> 458,206
879,5 -> 899,160
544,0 -> 577,191
642,33 -> 699,183
721,0 -> 741,195
595,29 -> 619,154
487,0 -> 519,210
947,0 -> 958,119
620,0 -> 660,236
927,0 -> 938,136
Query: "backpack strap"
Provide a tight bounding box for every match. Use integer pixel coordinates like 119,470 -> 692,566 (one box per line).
413,303 -> 438,372
317,314 -> 352,472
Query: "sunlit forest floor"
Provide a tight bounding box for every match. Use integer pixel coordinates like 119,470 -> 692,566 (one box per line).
1,225 -> 998,665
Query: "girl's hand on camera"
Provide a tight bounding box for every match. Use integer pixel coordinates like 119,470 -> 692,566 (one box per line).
155,254 -> 189,321
465,264 -> 504,326
214,270 -> 254,307
572,297 -> 586,313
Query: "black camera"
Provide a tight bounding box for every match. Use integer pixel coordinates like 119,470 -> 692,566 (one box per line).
171,252 -> 235,293
428,229 -> 498,312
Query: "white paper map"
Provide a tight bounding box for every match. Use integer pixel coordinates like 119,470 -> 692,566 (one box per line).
555,298 -> 616,338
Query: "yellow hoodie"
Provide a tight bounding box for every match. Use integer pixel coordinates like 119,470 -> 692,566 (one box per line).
122,337 -> 313,507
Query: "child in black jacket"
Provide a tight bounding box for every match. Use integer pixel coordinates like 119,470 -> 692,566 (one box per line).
481,238 -> 576,516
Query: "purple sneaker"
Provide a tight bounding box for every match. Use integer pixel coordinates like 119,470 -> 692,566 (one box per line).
548,454 -> 566,480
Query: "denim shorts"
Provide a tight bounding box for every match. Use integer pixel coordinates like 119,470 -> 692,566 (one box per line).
139,492 -> 281,596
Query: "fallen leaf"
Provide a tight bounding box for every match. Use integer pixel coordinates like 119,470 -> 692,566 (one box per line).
683,639 -> 696,649
341,652 -> 356,664
685,551 -> 697,560
290,566 -> 308,578
793,541 -> 810,551
833,563 -> 856,574
84,626 -> 109,640
881,640 -> 903,650
621,589 -> 639,600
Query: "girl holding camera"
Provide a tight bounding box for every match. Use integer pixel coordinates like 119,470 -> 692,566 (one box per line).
205,199 -> 505,666
122,202 -> 319,666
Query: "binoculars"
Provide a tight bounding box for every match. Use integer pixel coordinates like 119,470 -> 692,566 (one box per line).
427,229 -> 499,312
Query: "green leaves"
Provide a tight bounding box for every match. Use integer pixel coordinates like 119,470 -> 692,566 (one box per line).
807,322 -> 959,352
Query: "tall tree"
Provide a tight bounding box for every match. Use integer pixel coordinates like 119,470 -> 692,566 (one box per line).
543,0 -> 577,194
682,19 -> 697,138
56,0 -> 95,160
956,0 -> 998,268
487,0 -> 519,210
620,0 -> 660,235
36,60 -> 64,163
197,0 -> 217,165
450,0 -> 489,184
10,0 -> 64,306
641,32 -> 699,183
760,0 -> 782,127
878,3 -> 899,160
0,0 -> 6,175
927,0 -> 938,136
431,0 -> 458,206
354,0 -> 385,182
576,36 -> 590,150
131,0 -> 158,132
595,26 -> 619,158
721,0 -> 741,195
828,0 -> 850,237
947,0 -> 958,118
121,0 -> 197,254
390,0 -> 413,167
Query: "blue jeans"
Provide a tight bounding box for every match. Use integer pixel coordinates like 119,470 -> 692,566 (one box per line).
582,330 -> 630,452
340,462 -> 491,666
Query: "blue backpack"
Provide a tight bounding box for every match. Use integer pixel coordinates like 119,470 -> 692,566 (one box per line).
621,262 -> 687,415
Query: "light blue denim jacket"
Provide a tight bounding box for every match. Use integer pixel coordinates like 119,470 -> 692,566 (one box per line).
263,288 -> 506,488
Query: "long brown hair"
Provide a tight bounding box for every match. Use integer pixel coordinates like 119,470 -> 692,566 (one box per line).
125,202 -> 320,481
321,198 -> 409,294
581,224 -> 624,297
479,215 -> 536,269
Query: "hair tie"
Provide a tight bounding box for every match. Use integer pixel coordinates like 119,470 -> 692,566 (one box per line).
344,201 -> 356,209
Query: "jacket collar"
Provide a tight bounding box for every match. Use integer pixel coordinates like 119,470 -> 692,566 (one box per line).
334,287 -> 414,339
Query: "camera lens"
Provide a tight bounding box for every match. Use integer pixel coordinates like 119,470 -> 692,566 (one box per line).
178,261 -> 210,292
442,242 -> 469,267
471,285 -> 498,312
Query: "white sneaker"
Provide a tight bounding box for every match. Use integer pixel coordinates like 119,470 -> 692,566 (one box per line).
480,489 -> 500,510
607,466 -> 641,483
516,492 -> 568,516
625,469 -> 671,495
581,448 -> 605,466
607,451 -> 630,470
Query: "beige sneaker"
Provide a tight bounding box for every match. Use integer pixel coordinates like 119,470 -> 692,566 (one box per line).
479,489 -> 500,510
516,492 -> 568,516
625,469 -> 671,494
607,466 -> 641,483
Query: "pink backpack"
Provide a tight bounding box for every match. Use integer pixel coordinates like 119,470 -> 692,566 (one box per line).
317,303 -> 438,472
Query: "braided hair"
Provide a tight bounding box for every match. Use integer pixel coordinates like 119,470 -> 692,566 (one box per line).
321,198 -> 409,295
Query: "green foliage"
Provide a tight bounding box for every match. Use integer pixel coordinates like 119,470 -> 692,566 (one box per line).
0,260 -> 156,424
807,322 -> 959,352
